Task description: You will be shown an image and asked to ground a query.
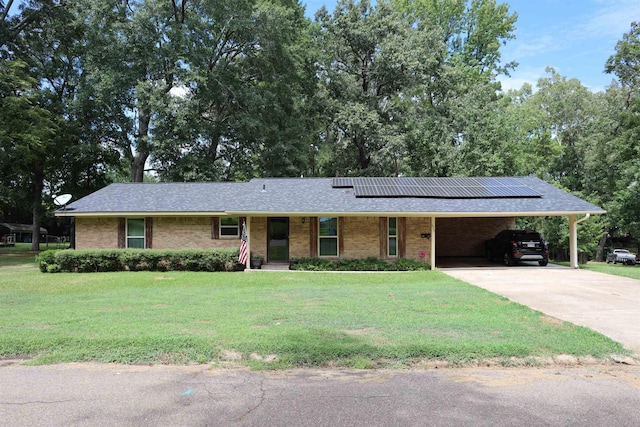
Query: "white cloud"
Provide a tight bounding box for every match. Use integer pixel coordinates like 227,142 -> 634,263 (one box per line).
498,67 -> 549,92
507,35 -> 559,60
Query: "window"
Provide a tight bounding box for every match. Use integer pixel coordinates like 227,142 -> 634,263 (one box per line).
220,217 -> 240,237
318,217 -> 338,257
127,218 -> 145,249
388,217 -> 397,257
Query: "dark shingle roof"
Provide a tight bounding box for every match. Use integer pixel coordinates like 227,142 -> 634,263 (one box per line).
59,177 -> 604,217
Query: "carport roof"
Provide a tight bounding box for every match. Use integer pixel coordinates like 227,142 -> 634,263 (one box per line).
57,176 -> 605,217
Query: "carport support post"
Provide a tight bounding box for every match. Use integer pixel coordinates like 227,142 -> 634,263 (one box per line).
569,215 -> 578,269
430,217 -> 436,270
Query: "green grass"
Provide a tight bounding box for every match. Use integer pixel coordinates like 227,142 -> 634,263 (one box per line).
0,252 -> 628,368
578,261 -> 640,280
553,260 -> 640,281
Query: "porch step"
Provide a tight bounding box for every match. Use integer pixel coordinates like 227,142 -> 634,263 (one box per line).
255,263 -> 290,271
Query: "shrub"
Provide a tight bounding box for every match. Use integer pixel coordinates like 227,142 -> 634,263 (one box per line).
289,257 -> 430,271
36,250 -> 57,272
38,248 -> 244,273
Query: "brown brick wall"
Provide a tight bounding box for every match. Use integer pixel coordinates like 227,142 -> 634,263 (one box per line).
75,215 -> 512,260
76,216 -> 241,250
249,217 -> 268,259
153,217 -> 238,249
405,217 -> 432,261
75,217 -> 119,249
436,217 -> 515,256
341,216 -> 380,259
289,217 -> 309,259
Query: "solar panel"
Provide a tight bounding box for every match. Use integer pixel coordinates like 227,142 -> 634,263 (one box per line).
332,177 -> 541,199
332,178 -> 353,188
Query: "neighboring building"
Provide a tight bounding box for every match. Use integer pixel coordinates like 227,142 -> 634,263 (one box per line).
0,223 -> 48,244
55,177 -> 605,269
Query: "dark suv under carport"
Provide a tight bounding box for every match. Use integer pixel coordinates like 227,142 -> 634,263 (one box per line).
485,230 -> 549,266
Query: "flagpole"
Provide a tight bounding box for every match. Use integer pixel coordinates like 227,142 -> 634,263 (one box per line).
239,219 -> 250,270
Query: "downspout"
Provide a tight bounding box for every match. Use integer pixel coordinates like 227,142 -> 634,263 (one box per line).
569,213 -> 590,269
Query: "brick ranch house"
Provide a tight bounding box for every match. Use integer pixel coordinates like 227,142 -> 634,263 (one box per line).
55,177 -> 604,269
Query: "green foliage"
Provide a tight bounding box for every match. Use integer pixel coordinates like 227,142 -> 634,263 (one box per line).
313,0 -> 444,175
289,257 -> 430,271
36,249 -> 243,273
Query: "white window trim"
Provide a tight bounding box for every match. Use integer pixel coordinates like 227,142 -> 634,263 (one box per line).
219,217 -> 240,239
318,217 -> 339,257
126,218 -> 145,249
388,217 -> 398,258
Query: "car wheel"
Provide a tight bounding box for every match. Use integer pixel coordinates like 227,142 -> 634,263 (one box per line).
627,260 -> 635,266
503,253 -> 514,266
538,260 -> 548,266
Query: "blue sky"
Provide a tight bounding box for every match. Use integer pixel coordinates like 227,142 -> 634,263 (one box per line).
303,0 -> 640,93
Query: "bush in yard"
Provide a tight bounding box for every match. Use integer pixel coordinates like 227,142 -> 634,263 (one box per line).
289,257 -> 430,271
37,248 -> 244,273
37,250 -> 57,272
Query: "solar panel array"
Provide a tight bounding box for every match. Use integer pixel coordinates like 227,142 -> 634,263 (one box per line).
331,177 -> 541,199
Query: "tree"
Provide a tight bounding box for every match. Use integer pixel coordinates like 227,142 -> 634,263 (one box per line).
602,22 -> 640,238
390,0 -> 517,178
152,0 -> 311,181
313,0 -> 443,175
1,1 -> 76,249
76,0 -> 193,182
393,0 -> 517,76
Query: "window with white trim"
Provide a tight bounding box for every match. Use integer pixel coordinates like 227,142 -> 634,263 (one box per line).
388,217 -> 397,257
220,217 -> 240,237
127,218 -> 145,249
318,217 -> 338,257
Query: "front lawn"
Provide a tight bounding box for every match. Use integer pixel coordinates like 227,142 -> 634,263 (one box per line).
0,253 -> 627,368
578,261 -> 640,281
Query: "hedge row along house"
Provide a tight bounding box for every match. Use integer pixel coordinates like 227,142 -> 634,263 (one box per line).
55,177 -> 604,269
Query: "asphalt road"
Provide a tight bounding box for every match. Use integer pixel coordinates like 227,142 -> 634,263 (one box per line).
1,361 -> 640,426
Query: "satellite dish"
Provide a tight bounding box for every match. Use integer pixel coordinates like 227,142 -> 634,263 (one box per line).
53,194 -> 72,207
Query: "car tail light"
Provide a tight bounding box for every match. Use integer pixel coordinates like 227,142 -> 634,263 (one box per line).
510,241 -> 522,257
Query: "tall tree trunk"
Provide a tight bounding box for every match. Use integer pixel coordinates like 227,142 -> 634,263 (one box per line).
595,232 -> 609,262
355,134 -> 370,170
130,151 -> 149,182
130,112 -> 151,182
30,160 -> 44,251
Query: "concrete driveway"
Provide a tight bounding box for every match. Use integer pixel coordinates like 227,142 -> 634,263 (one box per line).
441,263 -> 640,355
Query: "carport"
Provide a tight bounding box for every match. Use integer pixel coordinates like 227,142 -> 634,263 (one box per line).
429,212 -> 601,270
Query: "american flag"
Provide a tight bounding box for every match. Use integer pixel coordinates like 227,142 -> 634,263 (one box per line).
238,220 -> 248,265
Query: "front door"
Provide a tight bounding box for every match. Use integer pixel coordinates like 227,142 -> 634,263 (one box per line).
267,217 -> 289,263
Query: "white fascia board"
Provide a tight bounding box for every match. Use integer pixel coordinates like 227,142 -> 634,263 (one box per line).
227,210 -> 605,217
57,210 -> 605,218
54,211 -> 228,218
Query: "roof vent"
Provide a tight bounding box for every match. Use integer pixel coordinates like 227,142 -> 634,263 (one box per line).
261,184 -> 266,193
